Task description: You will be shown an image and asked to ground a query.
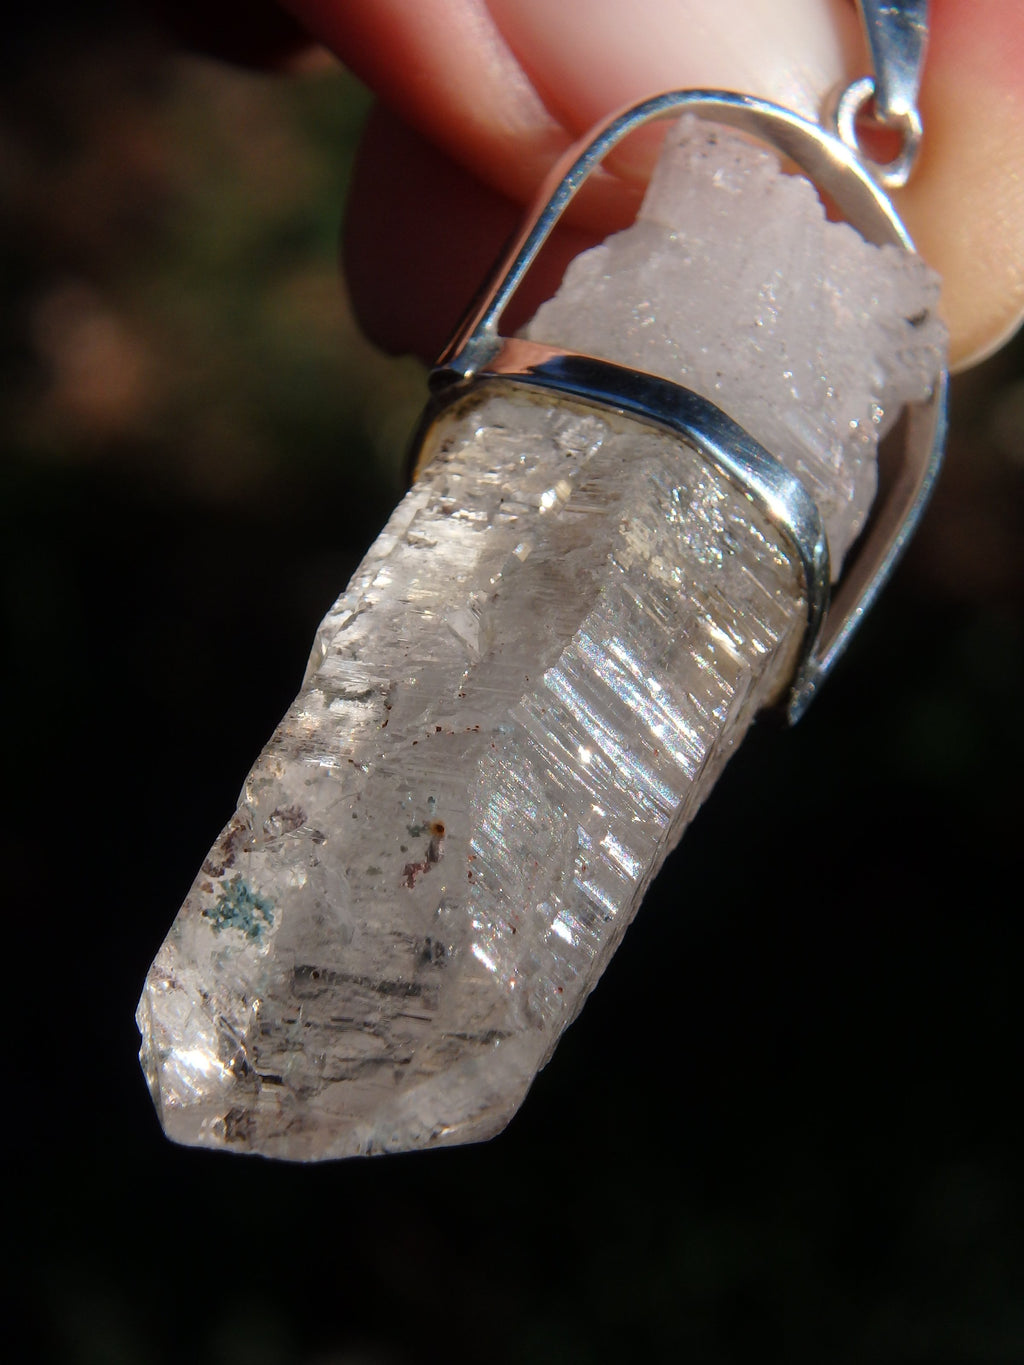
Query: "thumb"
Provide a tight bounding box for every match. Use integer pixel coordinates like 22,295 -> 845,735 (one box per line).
285,0 -> 1024,369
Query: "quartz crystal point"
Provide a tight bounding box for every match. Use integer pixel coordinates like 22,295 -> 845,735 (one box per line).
137,120 -> 945,1160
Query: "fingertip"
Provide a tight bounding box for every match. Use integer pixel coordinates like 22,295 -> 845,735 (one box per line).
343,106 -> 598,360
897,0 -> 1024,369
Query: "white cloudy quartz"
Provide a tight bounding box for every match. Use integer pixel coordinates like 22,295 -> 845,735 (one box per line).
527,117 -> 946,570
137,120 -> 946,1161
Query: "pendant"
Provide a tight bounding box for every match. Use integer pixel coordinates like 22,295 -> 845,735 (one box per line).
136,43 -> 948,1161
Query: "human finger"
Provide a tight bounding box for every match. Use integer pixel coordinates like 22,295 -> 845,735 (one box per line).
288,0 -> 1024,368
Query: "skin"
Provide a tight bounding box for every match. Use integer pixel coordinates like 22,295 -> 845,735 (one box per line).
198,0 -> 1024,370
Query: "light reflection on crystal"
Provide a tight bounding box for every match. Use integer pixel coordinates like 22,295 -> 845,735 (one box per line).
470,943 -> 497,974
549,914 -> 573,945
137,393 -> 806,1158
601,832 -> 641,880
137,118 -> 945,1161
177,1049 -> 233,1086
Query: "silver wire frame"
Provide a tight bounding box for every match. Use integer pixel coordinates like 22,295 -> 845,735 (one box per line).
414,90 -> 948,724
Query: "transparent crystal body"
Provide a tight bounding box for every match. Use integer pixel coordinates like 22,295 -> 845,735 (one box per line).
137,121 -> 946,1160
137,392 -> 805,1158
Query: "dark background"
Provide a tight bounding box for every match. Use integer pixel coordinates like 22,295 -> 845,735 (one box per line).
4,9 -> 1023,1363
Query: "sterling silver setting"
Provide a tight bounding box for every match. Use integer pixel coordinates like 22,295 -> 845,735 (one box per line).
136,5 -> 951,1163
416,88 -> 948,724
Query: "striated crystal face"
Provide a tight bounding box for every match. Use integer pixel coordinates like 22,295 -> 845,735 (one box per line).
138,392 -> 806,1158
137,119 -> 946,1160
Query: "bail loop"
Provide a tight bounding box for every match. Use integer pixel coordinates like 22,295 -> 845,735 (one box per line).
425,90 -> 948,724
829,1 -> 930,190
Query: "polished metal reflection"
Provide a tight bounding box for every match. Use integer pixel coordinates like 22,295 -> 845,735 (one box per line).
857,0 -> 929,130
421,88 -> 947,725
423,345 -> 830,724
829,75 -> 922,192
829,2 -> 928,193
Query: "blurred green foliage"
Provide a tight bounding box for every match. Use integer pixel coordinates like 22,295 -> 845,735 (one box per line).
1,35 -> 422,503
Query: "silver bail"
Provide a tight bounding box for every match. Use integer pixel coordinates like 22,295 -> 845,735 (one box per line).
831,1 -> 930,189
860,0 -> 930,130
425,90 -> 948,725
